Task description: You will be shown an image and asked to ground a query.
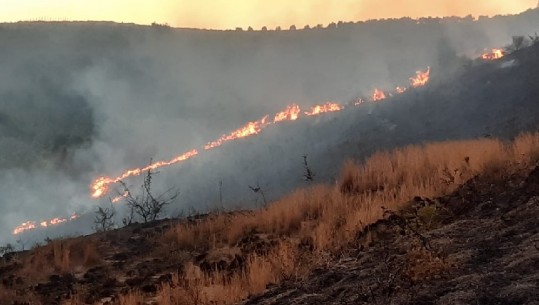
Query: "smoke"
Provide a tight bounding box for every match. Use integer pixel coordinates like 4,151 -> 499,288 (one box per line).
1,10 -> 539,245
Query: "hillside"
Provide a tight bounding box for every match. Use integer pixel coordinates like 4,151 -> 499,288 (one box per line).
2,9 -> 539,242
1,12 -> 539,305
1,129 -> 539,304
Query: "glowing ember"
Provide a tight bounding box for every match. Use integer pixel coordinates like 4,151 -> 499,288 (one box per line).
91,149 -> 199,198
354,98 -> 365,106
274,104 -> 301,122
304,102 -> 343,116
481,48 -> 505,60
395,86 -> 407,94
410,66 -> 430,88
372,89 -> 386,101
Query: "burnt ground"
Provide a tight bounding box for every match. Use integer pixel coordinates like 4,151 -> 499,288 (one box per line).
243,166 -> 539,305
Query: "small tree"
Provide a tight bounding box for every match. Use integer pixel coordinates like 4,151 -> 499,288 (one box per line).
249,182 -> 267,207
302,155 -> 316,182
94,204 -> 115,232
118,162 -> 178,223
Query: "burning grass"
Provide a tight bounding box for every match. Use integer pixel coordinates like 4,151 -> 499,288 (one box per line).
3,132 -> 539,304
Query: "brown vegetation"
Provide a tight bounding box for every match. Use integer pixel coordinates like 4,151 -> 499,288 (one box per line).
1,132 -> 539,304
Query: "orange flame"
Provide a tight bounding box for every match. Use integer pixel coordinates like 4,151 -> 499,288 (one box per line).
304,102 -> 343,116
111,191 -> 129,203
372,89 -> 386,101
13,221 -> 36,235
91,149 -> 199,198
273,104 -> 301,122
204,116 -> 271,150
13,66 -> 435,236
13,213 -> 80,235
481,48 -> 505,60
410,67 -> 430,88
395,86 -> 407,94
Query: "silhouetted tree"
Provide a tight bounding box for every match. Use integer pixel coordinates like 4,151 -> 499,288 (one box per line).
249,182 -> 267,207
118,161 -> 178,223
302,155 -> 315,182
289,25 -> 296,30
94,204 -> 115,232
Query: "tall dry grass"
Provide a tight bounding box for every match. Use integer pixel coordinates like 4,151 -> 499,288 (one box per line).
7,133 -> 539,305
153,133 -> 539,305
19,237 -> 101,281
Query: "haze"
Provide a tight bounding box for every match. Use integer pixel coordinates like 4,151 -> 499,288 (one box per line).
0,0 -> 536,29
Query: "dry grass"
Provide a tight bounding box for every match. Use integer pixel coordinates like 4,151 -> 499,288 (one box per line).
19,236 -> 102,281
5,132 -> 539,305
152,133 -> 539,305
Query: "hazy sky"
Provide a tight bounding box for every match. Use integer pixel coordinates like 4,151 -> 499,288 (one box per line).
1,0 -> 537,29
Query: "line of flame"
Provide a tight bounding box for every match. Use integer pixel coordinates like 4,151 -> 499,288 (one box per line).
13,66 -> 433,235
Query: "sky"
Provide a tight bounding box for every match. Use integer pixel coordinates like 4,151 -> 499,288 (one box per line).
0,0 -> 537,29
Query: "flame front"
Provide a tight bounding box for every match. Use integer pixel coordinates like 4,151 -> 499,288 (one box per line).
372,89 -> 387,101
304,102 -> 343,116
111,191 -> 129,203
13,66 -> 436,235
204,116 -> 271,150
13,213 -> 80,235
13,221 -> 36,235
481,48 -> 505,60
410,67 -> 430,88
91,149 -> 199,198
274,104 -> 301,122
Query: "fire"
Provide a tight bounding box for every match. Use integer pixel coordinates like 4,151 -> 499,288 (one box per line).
204,116 -> 271,150
13,66 -> 435,236
372,89 -> 386,101
50,217 -> 67,225
111,191 -> 129,203
396,86 -> 407,94
274,104 -> 301,122
13,213 -> 81,235
481,48 -> 505,60
13,221 -> 36,235
91,149 -> 199,198
304,102 -> 343,116
410,66 -> 430,88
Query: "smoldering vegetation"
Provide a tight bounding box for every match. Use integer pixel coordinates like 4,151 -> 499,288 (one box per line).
1,8 -> 539,243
